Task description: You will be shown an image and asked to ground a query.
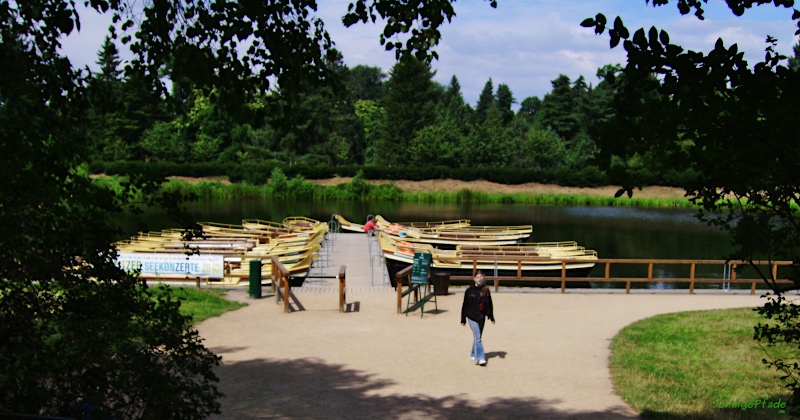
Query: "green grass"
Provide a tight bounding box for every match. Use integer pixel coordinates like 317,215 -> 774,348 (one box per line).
154,286 -> 247,324
610,307 -> 794,419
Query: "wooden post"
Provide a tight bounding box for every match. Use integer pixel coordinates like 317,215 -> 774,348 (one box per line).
560,261 -> 566,294
396,273 -> 403,314
689,263 -> 696,294
271,256 -> 290,313
272,262 -> 279,301
283,272 -> 290,313
604,262 -> 610,280
338,265 -> 346,313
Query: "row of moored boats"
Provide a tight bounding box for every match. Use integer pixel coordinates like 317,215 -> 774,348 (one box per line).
115,214 -> 598,288
115,217 -> 327,286
334,215 -> 598,287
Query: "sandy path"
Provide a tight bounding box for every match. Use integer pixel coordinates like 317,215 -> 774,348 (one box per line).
197,289 -> 763,419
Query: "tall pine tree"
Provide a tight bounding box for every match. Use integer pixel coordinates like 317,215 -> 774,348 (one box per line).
377,56 -> 436,165
475,78 -> 494,124
495,83 -> 515,125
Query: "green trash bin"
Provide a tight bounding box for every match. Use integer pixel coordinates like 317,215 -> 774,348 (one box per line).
249,259 -> 262,299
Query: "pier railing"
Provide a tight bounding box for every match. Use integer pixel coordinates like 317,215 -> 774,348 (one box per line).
272,256 -> 347,313
419,257 -> 795,295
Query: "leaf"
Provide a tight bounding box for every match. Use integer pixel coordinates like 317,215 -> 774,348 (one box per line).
659,29 -> 669,46
610,32 -> 620,48
595,13 -> 606,26
633,28 -> 646,48
580,18 -> 595,28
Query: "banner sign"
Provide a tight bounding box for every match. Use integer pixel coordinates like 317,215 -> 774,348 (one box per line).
115,253 -> 225,279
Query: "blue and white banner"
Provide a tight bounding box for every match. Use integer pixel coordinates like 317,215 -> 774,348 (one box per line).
115,252 -> 225,279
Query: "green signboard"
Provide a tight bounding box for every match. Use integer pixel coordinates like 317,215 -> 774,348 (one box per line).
410,252 -> 432,285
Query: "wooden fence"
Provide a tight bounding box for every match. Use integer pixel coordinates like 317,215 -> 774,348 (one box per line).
271,256 -> 347,313
395,258 -> 795,311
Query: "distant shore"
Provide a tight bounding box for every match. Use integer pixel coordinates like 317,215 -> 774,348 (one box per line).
163,175 -> 688,200
308,176 -> 688,200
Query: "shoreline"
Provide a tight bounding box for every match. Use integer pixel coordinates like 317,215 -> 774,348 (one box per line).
92,174 -> 693,207
308,176 -> 688,200
159,174 -> 688,200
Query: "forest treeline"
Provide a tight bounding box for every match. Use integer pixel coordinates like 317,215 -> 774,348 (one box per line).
87,37 -> 685,187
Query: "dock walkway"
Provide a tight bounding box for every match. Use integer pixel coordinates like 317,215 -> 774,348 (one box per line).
299,230 -> 394,293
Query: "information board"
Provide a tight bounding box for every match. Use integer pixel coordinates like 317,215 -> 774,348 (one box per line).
410,252 -> 432,285
115,252 -> 225,279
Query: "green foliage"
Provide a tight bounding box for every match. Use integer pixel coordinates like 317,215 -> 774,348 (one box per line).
347,65 -> 386,103
586,0 -> 800,412
377,56 -> 437,164
345,170 -> 371,197
515,128 -> 567,169
343,0 -> 461,62
355,99 -> 387,165
269,167 -> 289,197
409,117 -> 464,167
1,0 -> 373,417
475,78 -> 495,124
462,105 -> 513,166
287,174 -> 317,199
495,83 -> 515,125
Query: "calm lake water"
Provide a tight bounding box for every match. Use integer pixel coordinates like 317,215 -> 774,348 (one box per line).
118,198 -> 757,289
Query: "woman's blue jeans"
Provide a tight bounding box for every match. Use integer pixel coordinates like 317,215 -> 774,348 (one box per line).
467,318 -> 485,362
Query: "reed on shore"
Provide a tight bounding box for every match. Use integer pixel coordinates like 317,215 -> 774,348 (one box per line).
93,172 -> 695,208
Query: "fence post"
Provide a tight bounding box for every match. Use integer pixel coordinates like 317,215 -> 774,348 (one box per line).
689,263 -> 696,294
339,265 -> 346,313
560,261 -> 566,294
397,273 -> 403,314
283,271 -> 290,313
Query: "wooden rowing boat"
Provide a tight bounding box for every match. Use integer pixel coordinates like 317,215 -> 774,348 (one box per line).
376,232 -> 597,288
115,218 -> 327,286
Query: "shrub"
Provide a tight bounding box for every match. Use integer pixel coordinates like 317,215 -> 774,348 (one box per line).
269,167 -> 289,197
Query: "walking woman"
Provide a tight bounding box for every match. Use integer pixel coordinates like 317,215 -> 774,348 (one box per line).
460,271 -> 495,366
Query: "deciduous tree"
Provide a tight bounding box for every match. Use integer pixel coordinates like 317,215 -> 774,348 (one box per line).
0,0 -> 344,417
584,0 -> 800,412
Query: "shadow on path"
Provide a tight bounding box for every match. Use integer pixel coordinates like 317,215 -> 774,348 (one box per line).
209,357 -> 638,420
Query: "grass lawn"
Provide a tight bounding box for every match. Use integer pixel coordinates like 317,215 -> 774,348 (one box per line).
154,286 -> 247,324
610,307 -> 794,419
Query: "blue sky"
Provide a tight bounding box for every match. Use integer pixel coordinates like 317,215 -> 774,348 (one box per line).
61,1 -> 798,108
